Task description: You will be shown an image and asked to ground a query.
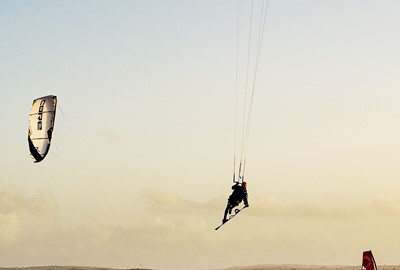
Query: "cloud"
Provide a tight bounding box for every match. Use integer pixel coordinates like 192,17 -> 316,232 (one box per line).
4,189 -> 400,269
246,197 -> 355,219
0,182 -> 58,246
1,217 -> 219,269
0,214 -> 21,244
247,198 -> 400,219
365,199 -> 400,216
140,188 -> 400,220
0,182 -> 58,216
140,188 -> 221,213
140,188 -> 354,219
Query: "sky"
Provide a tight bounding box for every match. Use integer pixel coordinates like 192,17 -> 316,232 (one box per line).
1,0 -> 400,269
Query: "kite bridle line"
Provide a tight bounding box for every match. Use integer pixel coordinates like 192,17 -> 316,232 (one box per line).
232,0 -> 269,185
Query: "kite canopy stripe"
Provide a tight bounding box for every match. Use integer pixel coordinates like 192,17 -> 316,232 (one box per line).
28,95 -> 57,163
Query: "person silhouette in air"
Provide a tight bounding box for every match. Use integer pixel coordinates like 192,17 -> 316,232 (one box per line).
222,181 -> 249,223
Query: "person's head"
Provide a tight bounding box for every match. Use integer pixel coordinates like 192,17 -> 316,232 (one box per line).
242,181 -> 247,188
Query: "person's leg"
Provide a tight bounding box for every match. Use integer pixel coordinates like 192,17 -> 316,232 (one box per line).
223,203 -> 231,222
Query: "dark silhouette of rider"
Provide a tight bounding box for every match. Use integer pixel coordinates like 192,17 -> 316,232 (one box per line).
222,181 -> 249,223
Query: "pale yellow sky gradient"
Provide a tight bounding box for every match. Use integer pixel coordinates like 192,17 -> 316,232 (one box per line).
2,0 -> 400,269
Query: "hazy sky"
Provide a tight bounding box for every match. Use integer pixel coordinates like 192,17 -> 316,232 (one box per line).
2,0 -> 400,269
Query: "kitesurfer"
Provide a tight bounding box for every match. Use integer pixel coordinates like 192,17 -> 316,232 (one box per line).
222,181 -> 249,223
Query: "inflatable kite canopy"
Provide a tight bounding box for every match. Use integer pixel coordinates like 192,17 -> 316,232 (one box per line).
28,95 -> 57,163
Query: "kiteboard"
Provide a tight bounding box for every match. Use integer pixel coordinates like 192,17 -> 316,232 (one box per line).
215,206 -> 247,230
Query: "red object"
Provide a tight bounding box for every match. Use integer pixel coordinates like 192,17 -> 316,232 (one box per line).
243,181 -> 247,188
362,250 -> 377,270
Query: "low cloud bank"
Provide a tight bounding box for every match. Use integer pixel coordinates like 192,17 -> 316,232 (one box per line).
140,188 -> 400,220
0,182 -> 58,216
